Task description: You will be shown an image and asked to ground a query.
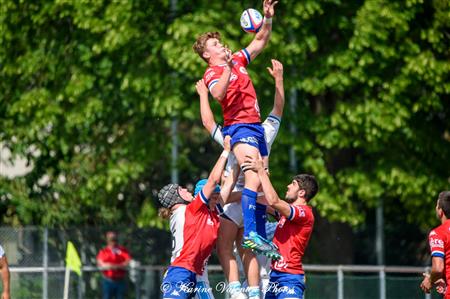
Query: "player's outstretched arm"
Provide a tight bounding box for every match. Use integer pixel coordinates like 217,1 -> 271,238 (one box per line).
267,59 -> 285,118
203,136 -> 231,199
246,0 -> 278,62
196,79 -> 217,133
219,160 -> 239,205
242,155 -> 292,217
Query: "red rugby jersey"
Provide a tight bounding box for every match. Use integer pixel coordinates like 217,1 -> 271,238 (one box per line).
170,190 -> 220,275
271,204 -> 314,275
428,220 -> 450,298
203,49 -> 261,126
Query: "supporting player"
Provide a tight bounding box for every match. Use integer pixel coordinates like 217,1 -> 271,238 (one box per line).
157,137 -> 231,299
242,156 -> 318,299
193,0 -> 279,264
196,59 -> 285,298
420,191 -> 450,298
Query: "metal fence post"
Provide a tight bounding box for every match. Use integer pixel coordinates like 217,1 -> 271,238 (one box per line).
379,267 -> 386,299
337,266 -> 344,299
43,228 -> 48,299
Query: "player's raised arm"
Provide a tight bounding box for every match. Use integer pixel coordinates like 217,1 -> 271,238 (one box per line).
267,59 -> 285,118
196,79 -> 217,133
246,0 -> 278,62
242,155 -> 292,217
203,136 -> 231,200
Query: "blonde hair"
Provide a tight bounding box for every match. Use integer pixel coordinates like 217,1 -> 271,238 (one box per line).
158,207 -> 172,219
193,32 -> 221,63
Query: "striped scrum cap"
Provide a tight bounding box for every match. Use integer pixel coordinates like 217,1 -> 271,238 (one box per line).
157,183 -> 187,209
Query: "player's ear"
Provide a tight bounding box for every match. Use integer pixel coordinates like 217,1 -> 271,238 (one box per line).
202,51 -> 211,60
298,189 -> 306,198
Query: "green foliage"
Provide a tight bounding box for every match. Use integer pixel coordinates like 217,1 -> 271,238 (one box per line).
0,0 -> 448,230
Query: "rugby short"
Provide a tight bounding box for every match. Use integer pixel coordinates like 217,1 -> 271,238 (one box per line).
162,266 -> 196,299
264,270 -> 306,299
213,115 -> 281,190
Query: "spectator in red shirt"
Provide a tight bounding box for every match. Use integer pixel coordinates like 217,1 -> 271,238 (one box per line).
96,231 -> 131,299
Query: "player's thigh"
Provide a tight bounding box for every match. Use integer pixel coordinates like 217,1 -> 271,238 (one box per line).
217,217 -> 239,256
233,143 -> 260,165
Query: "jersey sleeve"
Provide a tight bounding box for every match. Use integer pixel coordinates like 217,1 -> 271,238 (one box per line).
287,205 -> 311,224
188,190 -> 209,214
233,49 -> 251,67
429,229 -> 445,258
263,114 -> 282,154
211,124 -> 224,147
204,68 -> 222,93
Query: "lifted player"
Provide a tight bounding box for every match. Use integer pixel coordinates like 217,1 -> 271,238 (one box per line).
193,0 -> 279,260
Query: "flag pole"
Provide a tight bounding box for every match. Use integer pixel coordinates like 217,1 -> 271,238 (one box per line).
63,266 -> 70,299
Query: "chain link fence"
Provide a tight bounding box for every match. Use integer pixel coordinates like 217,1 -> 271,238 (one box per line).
0,227 -> 443,299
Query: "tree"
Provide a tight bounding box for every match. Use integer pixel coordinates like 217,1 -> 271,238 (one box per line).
0,0 -> 448,234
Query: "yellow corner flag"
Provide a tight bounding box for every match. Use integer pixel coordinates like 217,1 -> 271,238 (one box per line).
65,241 -> 82,276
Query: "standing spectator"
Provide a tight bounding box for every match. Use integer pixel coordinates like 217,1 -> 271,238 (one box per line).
0,244 -> 10,299
96,231 -> 131,299
420,191 -> 450,297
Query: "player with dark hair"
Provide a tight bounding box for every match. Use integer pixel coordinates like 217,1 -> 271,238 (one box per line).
243,156 -> 318,299
157,137 -> 231,299
193,0 -> 279,262
420,191 -> 450,297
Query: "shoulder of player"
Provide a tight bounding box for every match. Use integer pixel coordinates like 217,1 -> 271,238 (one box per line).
290,204 -> 314,220
429,224 -> 448,237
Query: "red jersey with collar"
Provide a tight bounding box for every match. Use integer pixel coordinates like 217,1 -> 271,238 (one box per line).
203,48 -> 261,126
428,220 -> 450,298
96,245 -> 131,280
271,204 -> 314,275
170,190 -> 220,275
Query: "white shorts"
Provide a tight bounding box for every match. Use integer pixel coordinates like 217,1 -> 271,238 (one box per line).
222,202 -> 244,228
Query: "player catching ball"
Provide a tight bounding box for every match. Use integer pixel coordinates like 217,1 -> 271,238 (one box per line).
193,0 -> 279,262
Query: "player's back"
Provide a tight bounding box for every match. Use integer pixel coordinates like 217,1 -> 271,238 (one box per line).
170,192 -> 220,275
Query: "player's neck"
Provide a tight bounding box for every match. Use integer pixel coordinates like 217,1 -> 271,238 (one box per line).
209,56 -> 227,67
441,216 -> 449,224
294,197 -> 308,205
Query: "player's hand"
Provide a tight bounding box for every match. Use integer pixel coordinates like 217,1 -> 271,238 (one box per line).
195,79 -> 208,97
420,273 -> 432,293
435,278 -> 446,294
267,59 -> 283,81
241,155 -> 264,173
223,136 -> 231,152
225,48 -> 233,69
263,0 -> 278,19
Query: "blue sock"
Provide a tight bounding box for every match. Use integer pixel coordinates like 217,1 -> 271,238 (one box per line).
242,188 -> 257,238
255,202 -> 267,239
